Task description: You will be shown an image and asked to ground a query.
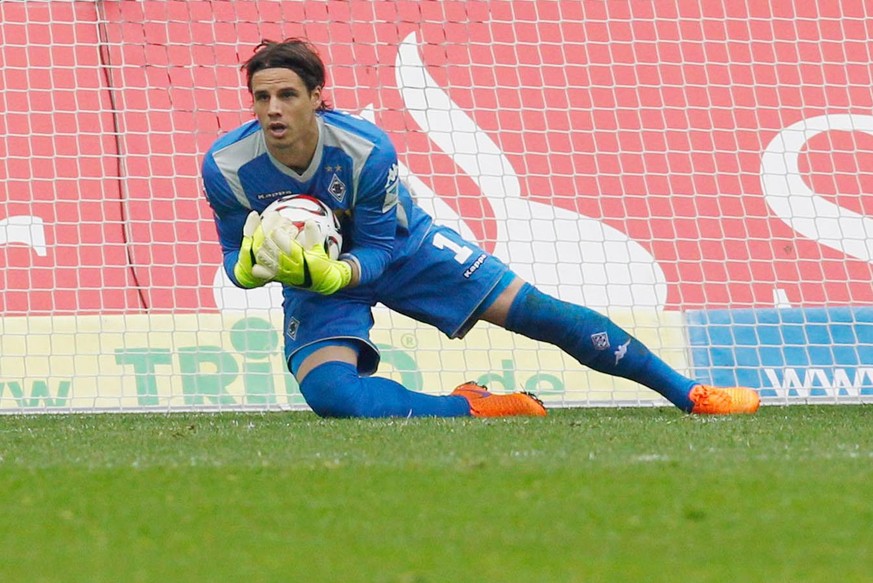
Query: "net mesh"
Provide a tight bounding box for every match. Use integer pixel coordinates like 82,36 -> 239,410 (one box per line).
1,0 -> 871,411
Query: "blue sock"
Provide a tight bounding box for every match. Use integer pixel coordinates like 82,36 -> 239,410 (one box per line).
300,361 -> 471,418
503,283 -> 696,411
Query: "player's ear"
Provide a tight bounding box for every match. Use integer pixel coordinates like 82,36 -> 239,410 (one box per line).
310,86 -> 323,109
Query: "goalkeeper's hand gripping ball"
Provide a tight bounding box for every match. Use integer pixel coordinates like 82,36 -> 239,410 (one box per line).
266,221 -> 352,295
232,211 -> 272,289
250,210 -> 302,283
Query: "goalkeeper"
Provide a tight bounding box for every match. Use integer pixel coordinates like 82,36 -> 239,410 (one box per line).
202,38 -> 760,418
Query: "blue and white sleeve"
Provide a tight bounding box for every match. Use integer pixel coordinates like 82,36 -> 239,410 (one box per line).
201,154 -> 250,287
343,145 -> 401,286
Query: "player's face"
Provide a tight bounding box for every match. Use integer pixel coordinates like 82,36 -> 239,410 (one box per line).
250,67 -> 322,169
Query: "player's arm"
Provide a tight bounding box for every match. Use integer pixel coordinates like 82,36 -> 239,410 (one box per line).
339,144 -> 400,287
202,155 -> 270,289
341,256 -> 361,287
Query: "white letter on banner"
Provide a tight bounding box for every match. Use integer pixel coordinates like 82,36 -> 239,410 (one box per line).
761,114 -> 873,264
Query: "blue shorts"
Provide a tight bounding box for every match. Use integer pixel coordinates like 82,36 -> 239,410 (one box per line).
282,223 -> 511,375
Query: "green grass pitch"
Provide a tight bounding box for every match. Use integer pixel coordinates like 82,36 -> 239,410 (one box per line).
2,405 -> 872,582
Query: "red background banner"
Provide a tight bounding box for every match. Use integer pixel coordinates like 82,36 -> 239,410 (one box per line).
2,1 -> 871,315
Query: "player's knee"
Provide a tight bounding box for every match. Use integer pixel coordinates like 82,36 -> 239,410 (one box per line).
298,361 -> 365,418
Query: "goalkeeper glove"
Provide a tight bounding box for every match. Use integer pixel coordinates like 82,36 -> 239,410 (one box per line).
232,211 -> 271,289
249,210 -> 305,286
301,240 -> 353,295
266,221 -> 353,295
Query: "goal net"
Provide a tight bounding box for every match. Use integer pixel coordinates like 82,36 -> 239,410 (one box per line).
1,0 -> 871,412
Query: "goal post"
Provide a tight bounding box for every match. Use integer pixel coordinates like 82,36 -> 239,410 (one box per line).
1,0 -> 871,412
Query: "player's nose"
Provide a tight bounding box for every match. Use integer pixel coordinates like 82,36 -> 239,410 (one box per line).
268,96 -> 283,115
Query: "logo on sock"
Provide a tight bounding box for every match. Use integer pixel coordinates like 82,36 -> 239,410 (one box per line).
614,339 -> 631,364
591,332 -> 610,350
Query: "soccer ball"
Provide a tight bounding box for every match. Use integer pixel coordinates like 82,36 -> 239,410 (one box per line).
262,195 -> 343,260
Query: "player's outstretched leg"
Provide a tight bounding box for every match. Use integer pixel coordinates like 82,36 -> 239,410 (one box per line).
501,283 -> 759,415
299,361 -> 546,418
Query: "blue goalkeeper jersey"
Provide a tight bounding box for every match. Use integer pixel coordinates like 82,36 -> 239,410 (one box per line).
202,110 -> 433,287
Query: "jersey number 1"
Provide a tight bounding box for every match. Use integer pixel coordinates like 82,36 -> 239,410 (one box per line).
432,232 -> 473,264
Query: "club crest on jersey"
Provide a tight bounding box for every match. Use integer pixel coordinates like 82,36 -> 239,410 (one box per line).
328,173 -> 346,203
286,317 -> 300,341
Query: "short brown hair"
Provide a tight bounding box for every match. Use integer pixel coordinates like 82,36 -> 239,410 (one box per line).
242,38 -> 331,111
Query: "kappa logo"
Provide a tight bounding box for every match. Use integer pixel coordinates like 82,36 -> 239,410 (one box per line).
463,254 -> 487,278
386,163 -> 399,186
614,339 -> 631,365
257,190 -> 295,201
382,163 -> 400,212
591,332 -> 610,351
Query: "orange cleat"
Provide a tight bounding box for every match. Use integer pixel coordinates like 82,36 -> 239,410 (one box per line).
689,385 -> 761,415
451,381 -> 547,418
